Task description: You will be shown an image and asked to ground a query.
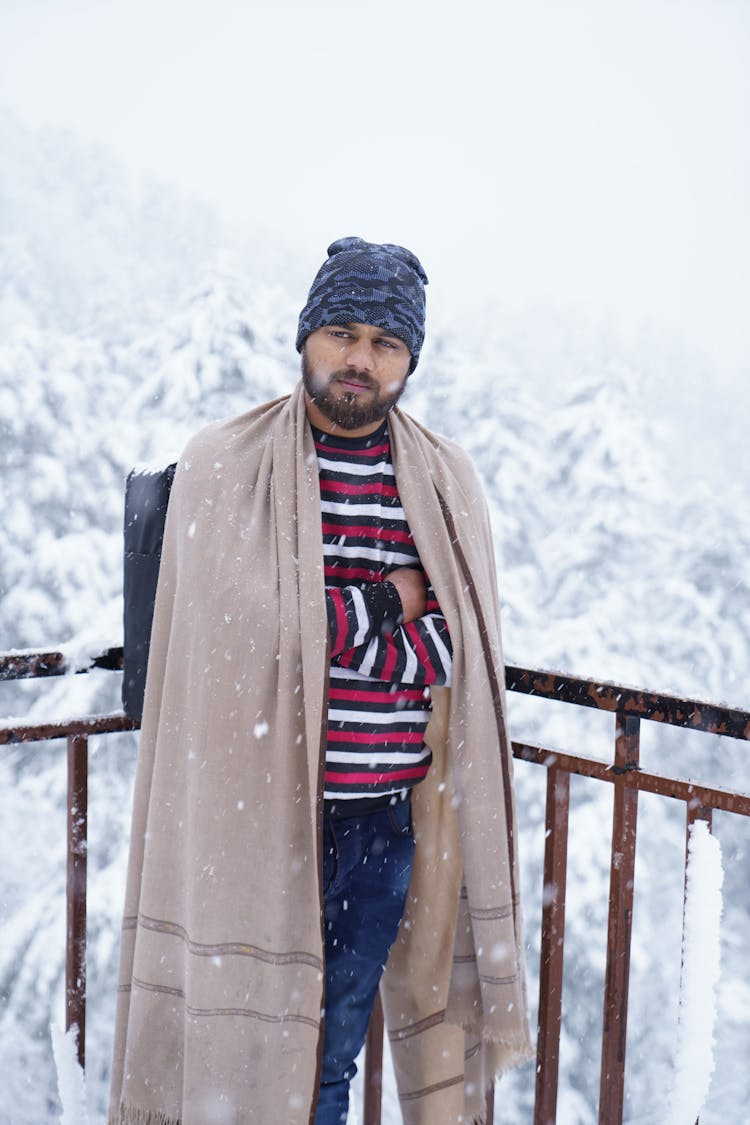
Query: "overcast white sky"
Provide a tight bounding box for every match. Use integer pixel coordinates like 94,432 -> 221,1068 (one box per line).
1,0 -> 749,398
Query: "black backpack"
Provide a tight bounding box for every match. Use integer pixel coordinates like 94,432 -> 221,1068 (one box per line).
122,463 -> 176,720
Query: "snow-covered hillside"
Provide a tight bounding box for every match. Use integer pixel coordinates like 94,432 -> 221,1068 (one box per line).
1,117 -> 748,1124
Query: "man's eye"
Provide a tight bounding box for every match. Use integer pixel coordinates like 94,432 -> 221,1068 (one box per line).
330,329 -> 351,339
378,339 -> 398,349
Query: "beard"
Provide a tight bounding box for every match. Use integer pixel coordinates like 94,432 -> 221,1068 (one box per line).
301,351 -> 408,430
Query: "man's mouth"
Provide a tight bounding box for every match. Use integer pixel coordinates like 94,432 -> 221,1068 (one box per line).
335,376 -> 373,393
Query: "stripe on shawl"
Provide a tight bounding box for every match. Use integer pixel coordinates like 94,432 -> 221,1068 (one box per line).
399,1074 -> 465,1102
457,887 -> 521,920
478,972 -> 519,986
135,912 -> 323,969
131,977 -> 320,1029
468,902 -> 515,921
388,1008 -> 447,1041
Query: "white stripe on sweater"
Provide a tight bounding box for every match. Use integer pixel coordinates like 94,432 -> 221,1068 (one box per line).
424,615 -> 453,687
329,707 -> 432,725
316,456 -> 394,477
326,746 -> 432,764
321,500 -> 406,519
323,543 -> 414,566
349,586 -> 371,647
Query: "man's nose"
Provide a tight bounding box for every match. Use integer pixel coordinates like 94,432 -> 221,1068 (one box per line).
345,338 -> 375,372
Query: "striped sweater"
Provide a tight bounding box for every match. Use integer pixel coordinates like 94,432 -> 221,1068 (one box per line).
314,420 -> 453,803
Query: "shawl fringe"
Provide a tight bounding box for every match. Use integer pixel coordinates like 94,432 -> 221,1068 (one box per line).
490,1041 -> 536,1079
110,1105 -> 180,1125
447,1013 -> 534,1060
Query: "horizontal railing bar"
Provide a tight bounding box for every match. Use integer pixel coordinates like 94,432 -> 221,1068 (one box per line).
0,650 -> 66,679
0,647 -> 123,681
2,648 -> 748,740
3,713 -> 748,815
514,742 -> 750,816
5,718 -> 747,812
0,713 -> 138,745
506,666 -> 750,740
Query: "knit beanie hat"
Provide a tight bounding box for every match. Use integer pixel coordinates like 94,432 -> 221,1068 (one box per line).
296,237 -> 428,371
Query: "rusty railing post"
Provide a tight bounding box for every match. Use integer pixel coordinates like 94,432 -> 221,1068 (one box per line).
598,713 -> 640,1124
363,989 -> 384,1125
535,765 -> 571,1125
66,733 -> 88,1068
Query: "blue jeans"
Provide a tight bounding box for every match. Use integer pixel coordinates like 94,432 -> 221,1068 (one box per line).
314,798 -> 416,1125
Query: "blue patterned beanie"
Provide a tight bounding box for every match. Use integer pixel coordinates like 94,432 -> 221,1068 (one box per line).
296,237 -> 428,371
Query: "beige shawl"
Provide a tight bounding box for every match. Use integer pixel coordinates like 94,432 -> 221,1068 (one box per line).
109,381 -> 532,1125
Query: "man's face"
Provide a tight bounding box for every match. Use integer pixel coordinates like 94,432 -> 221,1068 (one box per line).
302,323 -> 411,435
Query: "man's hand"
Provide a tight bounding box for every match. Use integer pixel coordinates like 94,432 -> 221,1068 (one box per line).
386,567 -> 427,624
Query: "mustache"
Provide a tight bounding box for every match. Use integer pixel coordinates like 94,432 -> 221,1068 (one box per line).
330,370 -> 377,390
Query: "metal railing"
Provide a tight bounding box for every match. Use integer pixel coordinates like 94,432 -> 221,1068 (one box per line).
2,647 -> 749,1123
1,647 -> 136,1067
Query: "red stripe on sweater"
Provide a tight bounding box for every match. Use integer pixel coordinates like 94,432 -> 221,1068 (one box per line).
322,522 -> 413,544
324,565 -> 381,583
327,588 -> 349,655
321,480 -> 399,497
329,687 -> 426,702
405,622 -> 435,679
324,766 -> 430,784
380,636 -> 399,681
315,439 -> 391,458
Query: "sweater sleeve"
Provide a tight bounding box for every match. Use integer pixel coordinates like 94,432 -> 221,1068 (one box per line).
326,581 -> 404,658
332,582 -> 453,687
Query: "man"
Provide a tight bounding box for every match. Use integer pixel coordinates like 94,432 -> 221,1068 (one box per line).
110,238 -> 531,1125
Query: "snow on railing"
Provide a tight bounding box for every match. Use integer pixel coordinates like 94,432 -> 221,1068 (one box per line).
51,1023 -> 88,1125
666,820 -> 724,1125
